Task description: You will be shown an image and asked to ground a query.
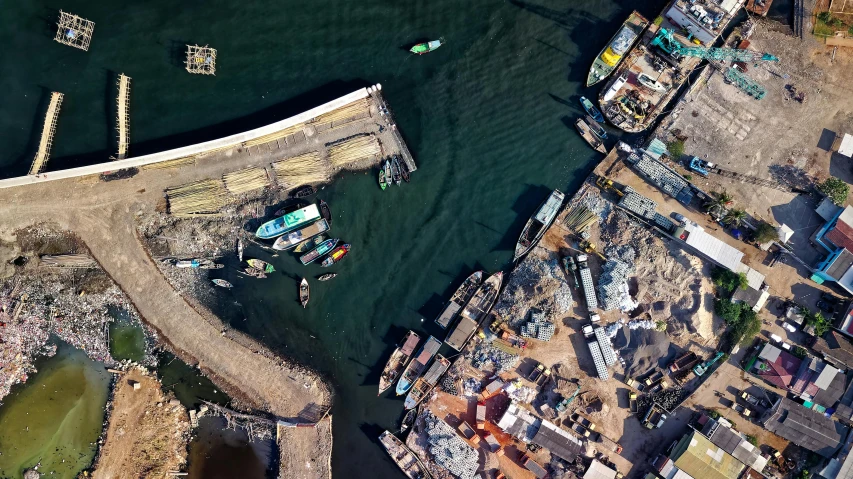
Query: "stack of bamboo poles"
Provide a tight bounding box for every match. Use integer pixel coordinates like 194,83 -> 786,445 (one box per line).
223,167 -> 269,194
310,98 -> 370,125
40,254 -> 97,268
142,156 -> 196,170
563,206 -> 597,232
166,179 -> 230,216
242,124 -> 304,148
327,135 -> 381,169
272,151 -> 330,187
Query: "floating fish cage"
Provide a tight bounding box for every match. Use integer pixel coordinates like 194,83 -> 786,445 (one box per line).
185,45 -> 217,75
54,10 -> 95,51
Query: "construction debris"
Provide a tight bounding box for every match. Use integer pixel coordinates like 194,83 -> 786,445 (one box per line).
424,413 -> 480,479
598,245 -> 639,312
521,311 -> 555,341
471,340 -> 520,373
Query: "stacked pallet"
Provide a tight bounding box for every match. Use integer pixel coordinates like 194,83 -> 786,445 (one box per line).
166,179 -> 230,216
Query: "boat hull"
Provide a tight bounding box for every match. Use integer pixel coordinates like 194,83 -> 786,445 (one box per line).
256,204 -> 321,239
514,190 -> 565,261
395,336 -> 441,395
586,12 -> 649,87
272,219 -> 330,250
379,431 -> 433,479
410,39 -> 442,54
445,272 -> 503,351
300,238 -> 340,265
435,271 -> 483,329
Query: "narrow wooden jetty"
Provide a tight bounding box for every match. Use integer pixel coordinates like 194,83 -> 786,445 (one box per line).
116,74 -> 131,159
368,84 -> 417,173
29,92 -> 64,176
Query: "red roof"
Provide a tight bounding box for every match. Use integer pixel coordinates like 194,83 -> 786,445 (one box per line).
758,350 -> 802,389
826,220 -> 853,251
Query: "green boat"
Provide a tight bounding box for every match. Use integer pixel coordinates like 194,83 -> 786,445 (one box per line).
246,259 -> 275,274
586,11 -> 648,87
379,169 -> 387,190
410,38 -> 443,55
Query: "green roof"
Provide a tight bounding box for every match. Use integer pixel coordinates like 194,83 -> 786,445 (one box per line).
672,431 -> 745,479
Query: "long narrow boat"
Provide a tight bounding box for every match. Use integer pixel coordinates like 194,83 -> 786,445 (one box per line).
584,114 -> 608,139
404,355 -> 450,409
212,279 -> 233,288
299,278 -> 309,308
580,97 -> 604,123
391,157 -> 402,185
236,239 -> 244,262
379,169 -> 387,191
243,267 -> 267,278
396,336 -> 441,395
319,200 -> 332,225
586,11 -> 649,87
379,431 -> 432,479
410,39 -> 443,55
575,118 -> 607,154
514,190 -> 566,261
435,271 -> 483,329
294,234 -> 326,254
445,272 -> 503,351
246,259 -> 275,274
300,238 -> 340,265
255,204 -> 321,239
272,219 -> 330,251
320,244 -> 350,267
384,160 -> 392,187
378,331 -> 421,395
399,157 -> 411,183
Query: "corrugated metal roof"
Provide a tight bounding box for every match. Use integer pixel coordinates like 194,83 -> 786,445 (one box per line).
497,403 -> 541,441
672,431 -> 744,479
683,224 -> 744,271
584,459 -> 618,479
759,343 -> 781,362
531,420 -> 583,462
840,133 -> 853,158
815,365 -> 840,390
763,398 -> 848,457
826,249 -> 853,281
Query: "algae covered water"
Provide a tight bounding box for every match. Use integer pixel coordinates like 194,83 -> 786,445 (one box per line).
0,0 -> 668,476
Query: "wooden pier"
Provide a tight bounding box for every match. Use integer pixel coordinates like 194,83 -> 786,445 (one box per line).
29,92 -> 64,176
116,74 -> 131,159
368,84 -> 418,172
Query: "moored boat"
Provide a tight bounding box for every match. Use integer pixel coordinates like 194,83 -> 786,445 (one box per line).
275,200 -> 307,217
580,96 -> 604,123
212,279 -> 232,288
294,234 -> 326,253
272,219 -> 330,251
586,11 -> 649,87
400,409 -> 417,434
300,238 -> 340,265
575,118 -> 607,154
396,336 -> 441,395
236,239 -> 243,262
290,185 -> 316,198
319,200 -> 332,224
404,354 -> 450,409
391,157 -> 402,185
246,259 -> 275,274
435,271 -> 484,329
379,431 -> 432,479
378,330 -> 421,395
514,189 -> 566,261
637,72 -> 667,93
399,156 -> 411,183
317,273 -> 337,281
379,169 -> 387,190
410,38 -> 443,55
445,272 -> 503,351
299,278 -> 309,308
255,204 -> 321,239
243,267 -> 267,278
584,115 -> 608,139
320,244 -> 350,267
384,160 -> 392,187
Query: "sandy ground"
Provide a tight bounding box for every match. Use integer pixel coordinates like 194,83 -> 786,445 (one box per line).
276,416 -> 333,479
93,368 -> 191,478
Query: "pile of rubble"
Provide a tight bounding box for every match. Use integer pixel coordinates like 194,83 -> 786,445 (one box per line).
463,377 -> 482,397
598,245 -> 639,312
493,249 -> 573,328
647,385 -> 689,412
424,413 -> 480,479
471,341 -> 519,373
521,311 -> 555,341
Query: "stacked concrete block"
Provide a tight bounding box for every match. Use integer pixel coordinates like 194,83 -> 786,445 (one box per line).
520,312 -> 555,341
425,413 -> 480,479
653,212 -> 675,231
587,341 -> 610,380
635,154 -> 688,199
597,258 -> 632,311
579,267 -> 598,310
594,327 -> 617,366
619,191 -> 658,220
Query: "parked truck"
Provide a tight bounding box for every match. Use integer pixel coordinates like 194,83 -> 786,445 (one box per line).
645,370 -> 664,387
625,377 -> 645,392
570,412 -> 596,431
731,403 -> 753,417
629,392 -> 638,414
642,406 -> 667,429
668,352 -> 698,373
570,422 -> 591,437
597,433 -> 624,455
740,391 -> 759,406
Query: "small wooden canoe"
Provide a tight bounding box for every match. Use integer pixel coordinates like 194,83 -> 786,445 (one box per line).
299,278 -> 309,308
318,273 -> 337,281
290,185 -> 316,198
319,200 -> 332,225
379,169 -> 387,191
399,157 -> 411,183
294,235 -> 326,254
243,267 -> 267,278
212,279 -> 233,288
246,259 -> 275,273
321,244 -> 351,267
236,239 -> 244,262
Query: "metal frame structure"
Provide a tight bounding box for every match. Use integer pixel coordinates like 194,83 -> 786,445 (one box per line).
54,11 -> 95,51
185,45 -> 217,75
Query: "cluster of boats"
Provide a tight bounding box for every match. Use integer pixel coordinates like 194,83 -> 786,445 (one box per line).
378,156 -> 410,190
576,97 -> 608,154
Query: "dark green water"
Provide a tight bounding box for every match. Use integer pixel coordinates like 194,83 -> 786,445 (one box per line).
107,307 -> 147,362
0,0 -> 669,476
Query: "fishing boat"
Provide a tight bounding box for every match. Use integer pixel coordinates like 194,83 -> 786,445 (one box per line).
584,114 -> 608,139
246,259 -> 275,274
274,200 -> 307,217
404,354 -> 450,409
445,272 -> 503,351
255,204 -> 321,239
396,336 -> 441,395
243,267 -> 267,278
294,234 -> 326,254
400,409 -> 417,434
236,239 -> 244,262
175,259 -> 205,268
379,431 -> 432,479
410,38 -> 443,55
299,278 -> 309,308
637,72 -> 667,93
586,11 -> 649,87
399,157 -> 411,183
391,157 -> 402,185
319,200 -> 332,224
580,96 -> 604,123
514,189 -> 566,261
290,185 -> 316,198
317,273 -> 337,281
272,219 -> 330,251
384,160 -> 392,187
378,330 -> 421,395
212,279 -> 233,288
435,271 -> 483,329
379,169 -> 387,190
320,244 -> 350,267
575,118 -> 607,154
300,238 -> 340,265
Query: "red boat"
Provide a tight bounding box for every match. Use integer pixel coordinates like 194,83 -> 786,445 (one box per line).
320,244 -> 351,267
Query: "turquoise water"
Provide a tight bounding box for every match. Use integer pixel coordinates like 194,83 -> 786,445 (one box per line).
0,0 -> 669,476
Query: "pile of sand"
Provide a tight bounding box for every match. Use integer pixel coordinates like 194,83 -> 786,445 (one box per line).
612,326 -> 676,377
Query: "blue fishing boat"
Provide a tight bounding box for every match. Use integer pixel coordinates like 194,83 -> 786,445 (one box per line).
395,336 -> 441,395
255,204 -> 321,239
299,238 -> 340,265
580,96 -> 604,123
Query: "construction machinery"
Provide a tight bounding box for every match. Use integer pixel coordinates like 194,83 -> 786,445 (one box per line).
693,351 -> 725,376
595,176 -> 624,197
580,240 -> 606,261
556,382 -> 583,413
650,28 -> 779,99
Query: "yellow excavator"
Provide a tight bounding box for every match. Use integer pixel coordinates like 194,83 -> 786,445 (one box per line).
580,240 -> 606,261
595,176 -> 624,197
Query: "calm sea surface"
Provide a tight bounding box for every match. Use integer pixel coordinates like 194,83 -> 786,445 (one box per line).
0,0 -> 668,477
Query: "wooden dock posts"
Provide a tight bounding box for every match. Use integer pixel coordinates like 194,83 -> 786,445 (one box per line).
29,92 -> 64,176
54,11 -> 95,51
116,74 -> 131,159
